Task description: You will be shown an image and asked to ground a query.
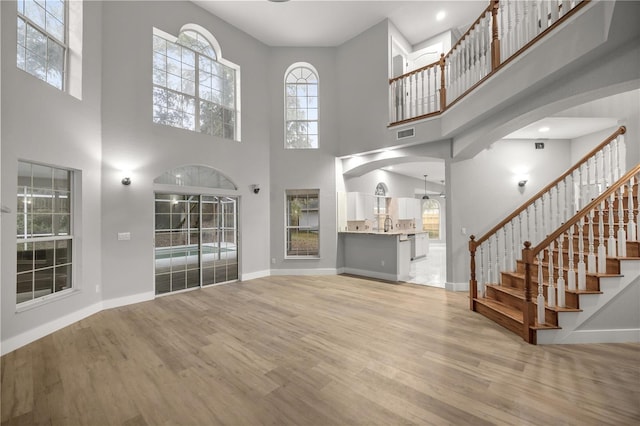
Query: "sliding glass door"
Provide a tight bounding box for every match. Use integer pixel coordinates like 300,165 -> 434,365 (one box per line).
155,193 -> 238,295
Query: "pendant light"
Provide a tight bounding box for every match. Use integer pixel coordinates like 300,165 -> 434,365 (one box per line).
422,174 -> 430,200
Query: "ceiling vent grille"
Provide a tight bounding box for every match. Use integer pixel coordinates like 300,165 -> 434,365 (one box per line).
397,127 -> 415,140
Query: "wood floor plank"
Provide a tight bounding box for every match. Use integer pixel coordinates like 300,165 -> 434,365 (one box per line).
2,275 -> 639,425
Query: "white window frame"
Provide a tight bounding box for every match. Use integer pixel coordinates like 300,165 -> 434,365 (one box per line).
17,0 -> 69,91
16,160 -> 77,309
284,62 -> 319,149
285,189 -> 320,259
152,25 -> 242,141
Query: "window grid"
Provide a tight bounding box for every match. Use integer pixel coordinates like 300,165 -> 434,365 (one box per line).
17,161 -> 73,305
153,30 -> 237,140
17,0 -> 67,90
285,190 -> 320,257
285,65 -> 319,149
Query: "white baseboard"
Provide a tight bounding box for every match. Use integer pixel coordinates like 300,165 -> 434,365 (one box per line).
445,281 -> 469,292
1,302 -> 102,356
240,270 -> 271,281
538,328 -> 640,344
102,291 -> 155,310
271,268 -> 339,276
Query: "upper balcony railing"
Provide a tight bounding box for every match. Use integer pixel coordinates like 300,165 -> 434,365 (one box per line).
389,0 -> 588,126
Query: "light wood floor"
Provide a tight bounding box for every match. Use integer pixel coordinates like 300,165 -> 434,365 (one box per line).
2,275 -> 639,425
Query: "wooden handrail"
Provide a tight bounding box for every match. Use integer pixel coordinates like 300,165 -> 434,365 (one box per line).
444,4 -> 493,61
473,125 -> 626,247
530,162 -> 640,257
389,60 -> 440,84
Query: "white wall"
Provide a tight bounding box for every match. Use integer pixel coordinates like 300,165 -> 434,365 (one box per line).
448,139 -> 573,285
100,1 -> 272,300
268,47 -> 339,273
1,0 -> 103,345
565,89 -> 640,168
337,20 -> 391,156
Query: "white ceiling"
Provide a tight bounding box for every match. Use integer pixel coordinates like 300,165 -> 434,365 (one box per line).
192,0 -> 488,47
504,117 -> 620,140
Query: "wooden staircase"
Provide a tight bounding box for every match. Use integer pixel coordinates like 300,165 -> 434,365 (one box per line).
469,126 -> 640,344
474,230 -> 639,343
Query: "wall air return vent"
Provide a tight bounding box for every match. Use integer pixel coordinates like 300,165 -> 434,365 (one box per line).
397,127 -> 415,140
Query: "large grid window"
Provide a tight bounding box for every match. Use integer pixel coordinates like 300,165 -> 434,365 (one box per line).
17,161 -> 73,305
17,0 -> 67,90
286,190 -> 319,257
285,64 -> 318,149
153,27 -> 240,141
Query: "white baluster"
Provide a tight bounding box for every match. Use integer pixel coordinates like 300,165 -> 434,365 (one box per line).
511,221 -> 517,268
583,158 -> 594,201
614,136 -> 622,182
556,183 -> 562,228
518,214 -> 524,261
495,233 -> 501,284
594,150 -> 601,197
534,199 -> 539,244
577,166 -> 583,211
618,132 -> 626,173
611,139 -> 620,185
564,176 -> 570,222
618,186 -> 627,257
537,252 -> 545,325
587,210 -> 596,274
567,225 -> 576,291
514,0 -> 521,52
506,0 -> 513,59
597,202 -> 607,274
521,1 -> 529,46
541,192 -> 547,237
479,246 -> 485,297
547,242 -> 556,308
605,143 -> 612,188
503,227 -> 509,273
608,193 -> 617,257
628,176 -> 637,241
557,234 -> 566,308
550,0 -> 559,24
487,237 -> 493,283
578,219 -> 587,291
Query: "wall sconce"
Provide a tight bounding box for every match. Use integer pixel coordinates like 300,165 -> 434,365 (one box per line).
251,184 -> 260,194
121,176 -> 131,186
518,180 -> 527,187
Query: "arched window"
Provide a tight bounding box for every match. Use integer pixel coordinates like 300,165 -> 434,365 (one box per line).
152,25 -> 241,141
422,199 -> 441,239
285,63 -> 318,149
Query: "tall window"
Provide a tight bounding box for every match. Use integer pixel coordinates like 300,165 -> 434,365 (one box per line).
286,190 -> 319,257
17,0 -> 67,90
153,26 -> 241,141
285,63 -> 318,149
17,161 -> 74,305
422,199 -> 441,239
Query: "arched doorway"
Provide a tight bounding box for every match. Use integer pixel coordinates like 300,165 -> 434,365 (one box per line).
153,165 -> 239,295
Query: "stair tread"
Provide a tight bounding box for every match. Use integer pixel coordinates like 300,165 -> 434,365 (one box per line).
485,285 -> 583,311
474,297 -> 559,329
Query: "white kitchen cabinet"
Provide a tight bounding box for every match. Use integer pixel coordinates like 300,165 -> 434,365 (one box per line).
397,198 -> 421,220
346,192 -> 374,221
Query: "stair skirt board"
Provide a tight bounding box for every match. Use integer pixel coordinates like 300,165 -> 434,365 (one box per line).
536,259 -> 640,344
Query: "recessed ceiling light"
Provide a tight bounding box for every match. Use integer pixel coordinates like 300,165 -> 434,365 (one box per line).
436,11 -> 446,21
538,126 -> 550,133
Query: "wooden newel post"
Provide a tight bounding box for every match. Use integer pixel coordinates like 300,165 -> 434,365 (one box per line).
522,241 -> 536,343
490,0 -> 501,70
469,235 -> 477,310
439,53 -> 447,111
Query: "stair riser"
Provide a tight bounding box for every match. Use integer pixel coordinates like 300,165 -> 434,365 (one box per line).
504,269 -> 601,292
486,286 -> 523,311
475,302 -> 524,338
